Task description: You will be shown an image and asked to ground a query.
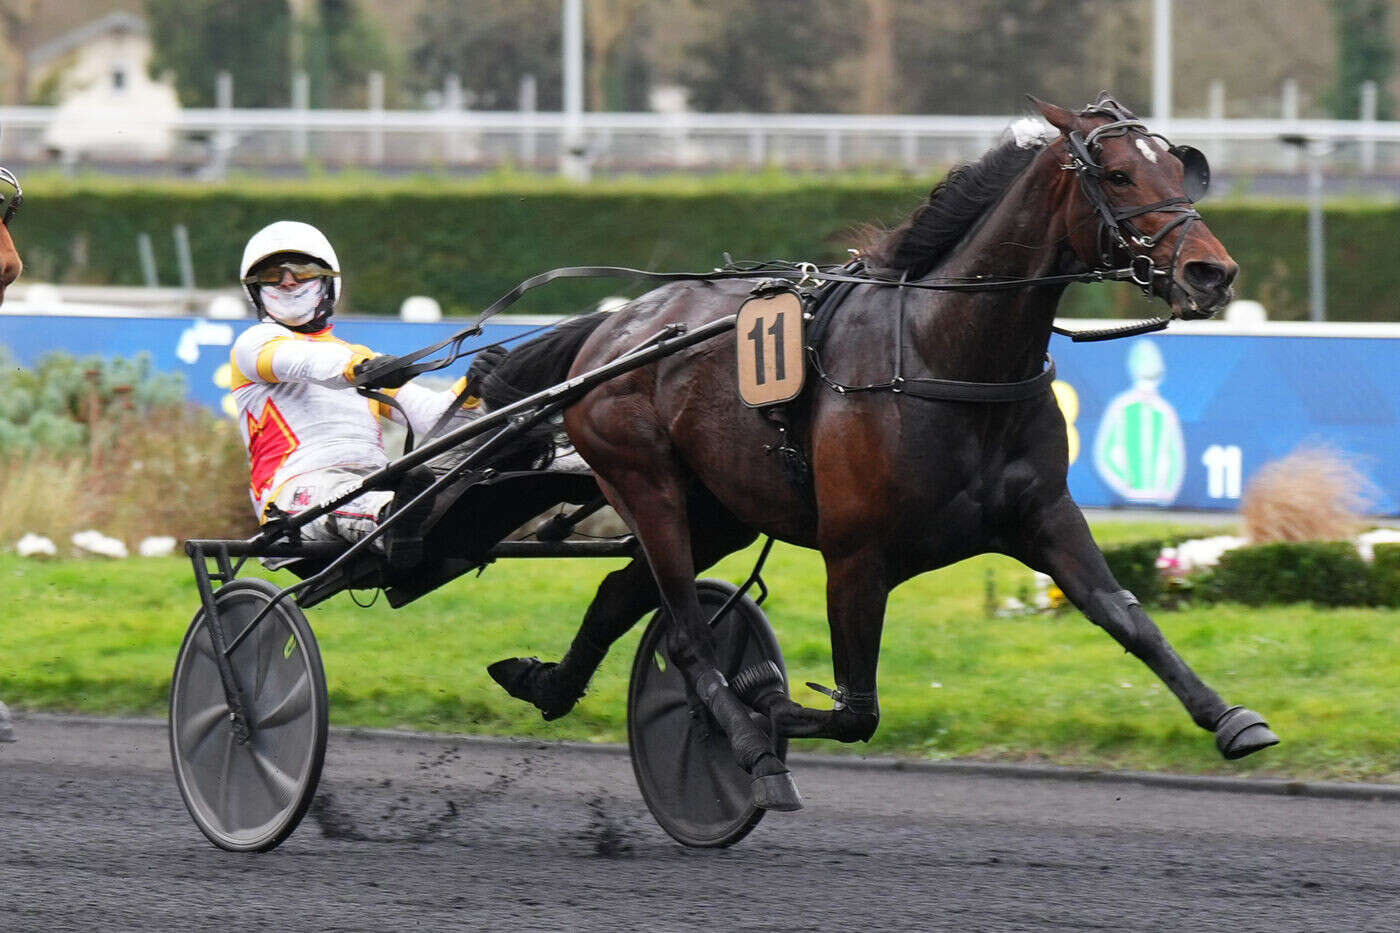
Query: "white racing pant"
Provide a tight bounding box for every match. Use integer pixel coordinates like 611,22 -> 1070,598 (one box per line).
264,466 -> 394,552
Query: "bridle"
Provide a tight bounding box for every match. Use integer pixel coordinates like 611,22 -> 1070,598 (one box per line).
1059,98 -> 1211,305
0,165 -> 23,226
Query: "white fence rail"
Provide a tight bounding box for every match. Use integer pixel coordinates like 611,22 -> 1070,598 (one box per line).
7,105 -> 1400,175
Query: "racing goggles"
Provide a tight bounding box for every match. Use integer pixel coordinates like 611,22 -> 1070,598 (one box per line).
242,262 -> 340,286
0,166 -> 23,226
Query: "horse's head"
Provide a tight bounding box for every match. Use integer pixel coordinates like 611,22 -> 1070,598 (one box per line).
1035,95 -> 1236,320
0,166 -> 23,304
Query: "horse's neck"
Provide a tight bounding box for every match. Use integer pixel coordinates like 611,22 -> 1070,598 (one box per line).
910,159 -> 1069,382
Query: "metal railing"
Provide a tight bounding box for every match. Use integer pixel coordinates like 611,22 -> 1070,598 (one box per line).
7,105 -> 1400,175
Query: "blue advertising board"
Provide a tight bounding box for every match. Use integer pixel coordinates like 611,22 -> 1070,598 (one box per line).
1052,327 -> 1400,515
4,313 -> 1399,514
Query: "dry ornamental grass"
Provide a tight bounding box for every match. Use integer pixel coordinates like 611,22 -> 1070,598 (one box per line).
1240,446 -> 1374,544
0,404 -> 256,550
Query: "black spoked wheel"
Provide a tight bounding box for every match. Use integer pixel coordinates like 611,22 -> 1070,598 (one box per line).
169,578 -> 329,852
627,578 -> 788,848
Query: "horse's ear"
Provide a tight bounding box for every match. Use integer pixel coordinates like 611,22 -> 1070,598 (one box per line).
1027,95 -> 1076,135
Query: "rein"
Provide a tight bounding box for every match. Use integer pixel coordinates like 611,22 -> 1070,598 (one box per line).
349,254 -> 1177,398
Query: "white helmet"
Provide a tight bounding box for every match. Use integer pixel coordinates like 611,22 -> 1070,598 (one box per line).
239,220 -> 341,321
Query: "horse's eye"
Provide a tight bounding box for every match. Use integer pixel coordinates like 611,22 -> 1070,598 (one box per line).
1107,170 -> 1132,186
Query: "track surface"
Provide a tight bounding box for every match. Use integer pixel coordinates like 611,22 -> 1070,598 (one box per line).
3,717 -> 1395,932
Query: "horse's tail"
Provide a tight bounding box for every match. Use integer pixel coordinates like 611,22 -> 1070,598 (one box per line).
478,309 -> 611,409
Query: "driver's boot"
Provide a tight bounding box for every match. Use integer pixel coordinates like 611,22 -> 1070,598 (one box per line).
383,466 -> 436,571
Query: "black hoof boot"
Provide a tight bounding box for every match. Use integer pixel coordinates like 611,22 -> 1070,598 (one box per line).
487,657 -> 578,721
751,756 -> 803,812
1214,705 -> 1280,760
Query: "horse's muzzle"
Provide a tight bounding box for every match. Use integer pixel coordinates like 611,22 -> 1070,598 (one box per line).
1173,258 -> 1237,319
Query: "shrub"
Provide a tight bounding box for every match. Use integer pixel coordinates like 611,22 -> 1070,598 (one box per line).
0,348 -> 187,456
1207,541 -> 1372,607
1371,543 -> 1400,607
1101,539 -> 1164,606
0,348 -> 256,547
0,403 -> 256,548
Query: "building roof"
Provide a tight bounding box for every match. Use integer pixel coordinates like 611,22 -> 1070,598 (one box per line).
28,11 -> 149,70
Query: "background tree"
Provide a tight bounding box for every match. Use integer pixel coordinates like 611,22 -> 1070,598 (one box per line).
145,0 -> 292,107
1326,0 -> 1394,119
411,0 -> 561,109
304,0 -> 403,107
585,0 -> 650,111
859,0 -> 895,114
681,0 -> 859,112
145,0 -> 396,108
0,0 -> 37,104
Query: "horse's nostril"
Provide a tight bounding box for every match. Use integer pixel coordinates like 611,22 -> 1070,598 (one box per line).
1184,260 -> 1230,291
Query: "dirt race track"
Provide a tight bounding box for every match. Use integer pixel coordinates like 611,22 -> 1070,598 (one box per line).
3,716 -> 1396,932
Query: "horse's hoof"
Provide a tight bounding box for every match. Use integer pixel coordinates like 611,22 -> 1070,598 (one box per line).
752,770 -> 803,812
486,657 -> 576,721
1214,705 -> 1280,760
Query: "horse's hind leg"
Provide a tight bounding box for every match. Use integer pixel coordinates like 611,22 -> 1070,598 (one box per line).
488,556 -> 656,720
756,545 -> 891,743
489,496 -> 757,720
1020,494 -> 1279,760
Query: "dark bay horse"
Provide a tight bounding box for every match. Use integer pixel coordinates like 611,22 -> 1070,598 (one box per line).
489,96 -> 1276,808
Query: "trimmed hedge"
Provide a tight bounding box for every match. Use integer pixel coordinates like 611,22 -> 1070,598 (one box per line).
1101,538 -> 1400,608
14,173 -> 1398,320
1207,541 -> 1373,607
1372,543 -> 1400,607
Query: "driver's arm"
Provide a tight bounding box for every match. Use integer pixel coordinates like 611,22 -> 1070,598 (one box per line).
232,325 -> 375,389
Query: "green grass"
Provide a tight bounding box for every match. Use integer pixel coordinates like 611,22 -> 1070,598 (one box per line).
5,524 -> 1398,782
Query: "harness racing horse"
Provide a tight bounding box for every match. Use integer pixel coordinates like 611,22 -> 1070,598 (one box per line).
489,96 -> 1277,809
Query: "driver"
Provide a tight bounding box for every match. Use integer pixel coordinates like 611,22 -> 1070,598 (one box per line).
229,220 -> 498,567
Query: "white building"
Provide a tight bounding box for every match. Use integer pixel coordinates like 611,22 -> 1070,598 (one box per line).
30,11 -> 181,161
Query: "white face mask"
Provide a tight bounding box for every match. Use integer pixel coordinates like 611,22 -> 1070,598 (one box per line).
260,278 -> 325,327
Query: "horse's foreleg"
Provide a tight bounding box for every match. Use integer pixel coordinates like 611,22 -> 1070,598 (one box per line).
1021,494 -> 1278,760
761,548 -> 890,743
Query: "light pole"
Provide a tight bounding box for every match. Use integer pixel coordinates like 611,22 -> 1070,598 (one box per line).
1153,0 -> 1172,121
560,0 -> 589,181
1281,134 -> 1329,322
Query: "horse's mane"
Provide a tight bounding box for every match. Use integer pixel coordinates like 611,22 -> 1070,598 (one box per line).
861,134 -> 1045,279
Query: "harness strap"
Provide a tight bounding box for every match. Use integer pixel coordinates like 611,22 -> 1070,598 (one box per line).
895,358 -> 1057,402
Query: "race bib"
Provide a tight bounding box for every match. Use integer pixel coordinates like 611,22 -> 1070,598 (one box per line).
735,288 -> 805,407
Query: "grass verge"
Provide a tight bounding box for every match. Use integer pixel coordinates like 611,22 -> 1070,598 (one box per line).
4,521 -> 1397,782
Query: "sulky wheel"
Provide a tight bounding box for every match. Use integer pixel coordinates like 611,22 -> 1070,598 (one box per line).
169,577 -> 329,852
627,578 -> 788,848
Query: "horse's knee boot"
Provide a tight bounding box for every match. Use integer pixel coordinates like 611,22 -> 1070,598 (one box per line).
1090,589 -> 1150,646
